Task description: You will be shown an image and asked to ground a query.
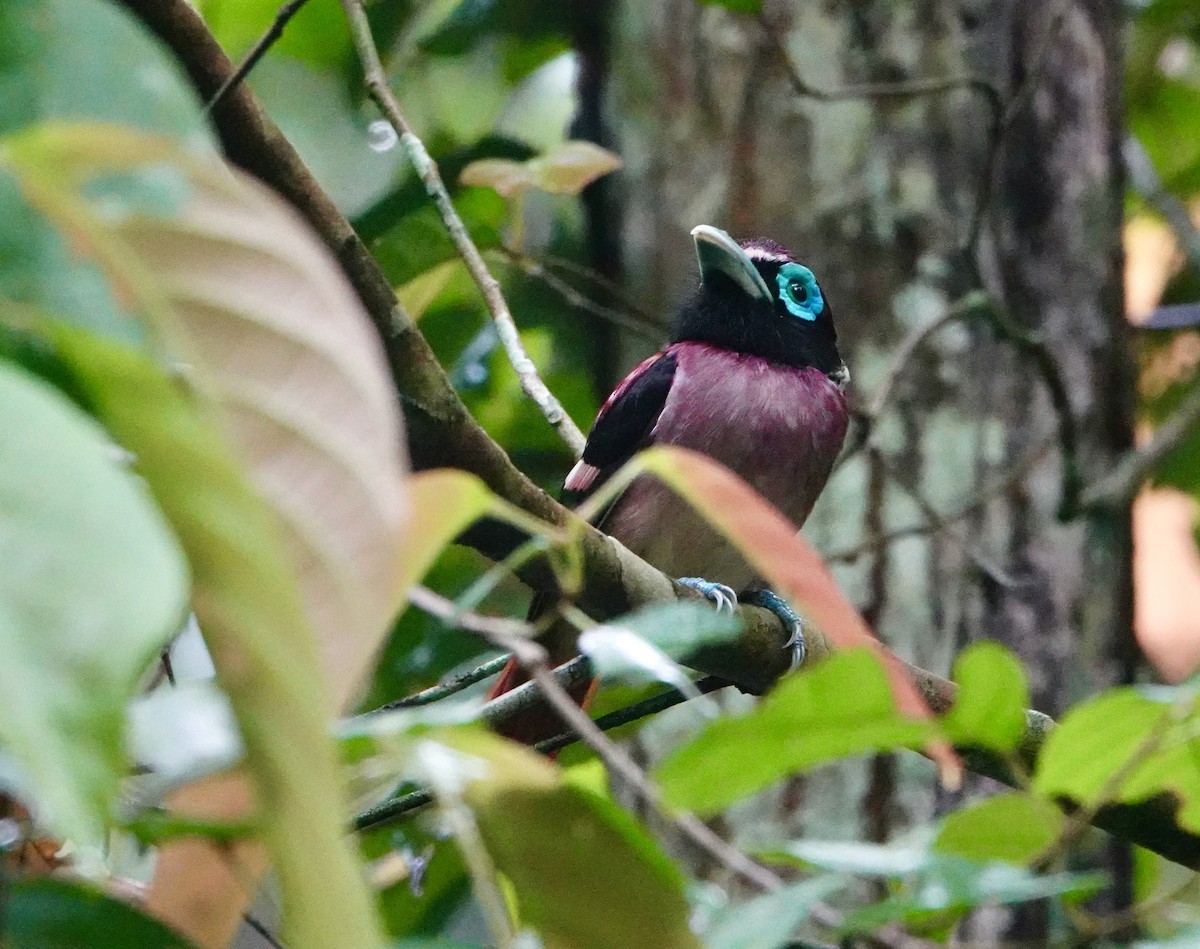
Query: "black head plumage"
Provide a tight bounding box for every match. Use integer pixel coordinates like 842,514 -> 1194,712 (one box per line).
673,225 -> 847,383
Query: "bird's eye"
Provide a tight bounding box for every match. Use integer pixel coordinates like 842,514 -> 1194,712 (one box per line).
776,263 -> 824,322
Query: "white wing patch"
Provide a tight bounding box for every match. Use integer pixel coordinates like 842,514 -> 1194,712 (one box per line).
564,459 -> 601,493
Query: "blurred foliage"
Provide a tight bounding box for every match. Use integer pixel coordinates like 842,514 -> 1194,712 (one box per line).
2,0 -> 1200,947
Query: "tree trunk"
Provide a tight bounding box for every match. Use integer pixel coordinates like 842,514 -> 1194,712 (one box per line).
608,0 -> 1132,938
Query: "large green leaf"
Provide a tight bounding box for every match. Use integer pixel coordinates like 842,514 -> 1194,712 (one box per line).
654,650 -> 935,815
1034,686 -> 1200,833
2,123 -> 409,707
438,730 -> 701,949
5,877 -> 193,949
0,0 -> 206,140
933,792 -> 1064,865
0,0 -> 208,343
50,330 -> 387,948
0,361 -> 187,846
941,641 -> 1030,753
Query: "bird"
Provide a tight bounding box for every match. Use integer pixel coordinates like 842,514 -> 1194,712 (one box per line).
489,224 -> 850,744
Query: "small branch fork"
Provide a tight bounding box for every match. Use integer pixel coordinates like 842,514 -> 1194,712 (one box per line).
405,587 -> 786,894
338,0 -> 586,457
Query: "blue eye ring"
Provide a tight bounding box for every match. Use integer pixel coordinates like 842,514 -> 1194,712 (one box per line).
776,263 -> 824,321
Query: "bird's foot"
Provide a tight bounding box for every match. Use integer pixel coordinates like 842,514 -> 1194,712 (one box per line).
742,589 -> 805,670
677,577 -> 738,613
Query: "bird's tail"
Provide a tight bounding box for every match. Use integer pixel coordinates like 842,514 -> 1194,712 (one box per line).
486,595 -> 595,748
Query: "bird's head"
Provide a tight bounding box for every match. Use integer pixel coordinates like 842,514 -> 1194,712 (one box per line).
674,224 -> 848,386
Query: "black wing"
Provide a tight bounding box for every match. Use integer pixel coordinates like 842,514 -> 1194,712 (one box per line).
562,349 -> 678,505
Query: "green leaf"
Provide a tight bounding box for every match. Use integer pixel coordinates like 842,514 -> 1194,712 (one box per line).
459,142 -> 622,199
840,859 -> 1105,934
440,730 -> 701,949
941,641 -> 1030,752
702,876 -> 844,949
763,837 -> 932,877
1034,687 -> 1200,832
5,877 -> 193,948
0,0 -> 207,140
695,0 -> 763,13
201,0 -> 355,69
0,361 -> 187,846
654,650 -> 934,815
525,141 -> 622,196
767,838 -> 1103,933
3,123 -> 410,705
48,329 -> 388,947
933,792 -> 1065,865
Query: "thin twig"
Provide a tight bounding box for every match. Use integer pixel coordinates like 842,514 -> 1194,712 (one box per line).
863,290 -> 991,426
379,655 -> 510,711
1081,383 -> 1200,510
826,433 -> 1055,564
973,299 -> 1082,519
338,0 -> 586,456
494,248 -> 666,343
1124,135 -> 1200,280
408,587 -> 785,893
763,24 -> 1001,122
205,0 -> 311,113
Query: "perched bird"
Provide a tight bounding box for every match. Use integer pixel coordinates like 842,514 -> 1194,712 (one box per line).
490,225 -> 850,741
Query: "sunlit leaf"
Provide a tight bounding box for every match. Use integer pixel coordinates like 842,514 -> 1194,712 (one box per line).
654,650 -> 935,815
5,878 -> 192,949
461,142 -> 622,200
0,361 -> 187,847
526,141 -> 622,196
764,837 -> 932,877
941,641 -> 1029,752
460,157 -> 534,197
933,792 -> 1064,865
397,259 -> 465,321
1034,686 -> 1200,833
2,123 -> 409,705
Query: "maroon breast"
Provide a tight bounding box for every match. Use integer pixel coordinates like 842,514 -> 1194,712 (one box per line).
601,341 -> 849,588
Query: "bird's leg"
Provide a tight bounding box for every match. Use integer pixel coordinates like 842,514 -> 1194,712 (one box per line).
677,577 -> 738,613
741,590 -> 805,670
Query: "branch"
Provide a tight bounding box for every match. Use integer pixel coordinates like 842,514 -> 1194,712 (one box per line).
337,0 -> 586,457
1123,136 -> 1200,273
1081,383 -> 1200,510
204,0 -> 311,113
407,588 -> 785,893
123,0 -> 1200,873
378,654 -> 509,711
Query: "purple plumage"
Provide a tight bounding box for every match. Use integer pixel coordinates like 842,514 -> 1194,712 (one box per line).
490,225 -> 850,743
599,342 -> 847,589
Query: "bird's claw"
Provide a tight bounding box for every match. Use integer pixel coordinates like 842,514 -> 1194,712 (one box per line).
677,577 -> 739,614
742,589 -> 805,670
